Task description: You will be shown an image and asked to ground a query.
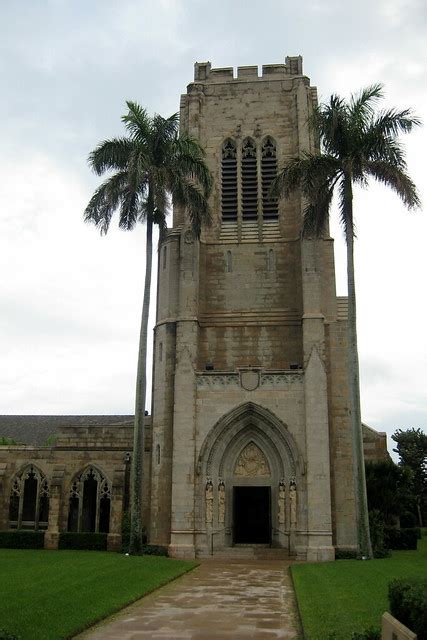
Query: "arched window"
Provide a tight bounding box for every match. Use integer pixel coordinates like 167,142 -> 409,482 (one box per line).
241,138 -> 258,220
67,466 -> 111,534
221,139 -> 238,222
9,465 -> 50,530
261,137 -> 278,220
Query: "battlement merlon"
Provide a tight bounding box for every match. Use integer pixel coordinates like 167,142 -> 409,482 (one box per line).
193,56 -> 304,83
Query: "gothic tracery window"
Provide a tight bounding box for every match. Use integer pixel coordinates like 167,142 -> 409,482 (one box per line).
241,138 -> 258,221
261,137 -> 278,220
67,466 -> 111,534
8,465 -> 50,530
221,136 -> 278,227
221,139 -> 238,222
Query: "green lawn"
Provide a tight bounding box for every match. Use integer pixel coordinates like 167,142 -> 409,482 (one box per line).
291,536 -> 427,639
0,549 -> 196,640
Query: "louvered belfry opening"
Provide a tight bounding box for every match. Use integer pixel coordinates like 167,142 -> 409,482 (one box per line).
241,138 -> 258,220
221,139 -> 238,222
261,137 -> 278,220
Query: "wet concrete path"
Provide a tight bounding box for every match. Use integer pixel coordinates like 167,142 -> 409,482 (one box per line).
78,560 -> 301,639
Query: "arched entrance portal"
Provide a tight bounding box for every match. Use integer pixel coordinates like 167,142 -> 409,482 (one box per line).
232,442 -> 272,544
197,402 -> 301,554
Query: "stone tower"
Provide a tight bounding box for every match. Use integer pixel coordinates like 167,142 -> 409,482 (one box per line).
149,57 -> 357,560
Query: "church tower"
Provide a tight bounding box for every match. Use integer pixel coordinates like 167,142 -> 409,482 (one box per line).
149,57 -> 357,560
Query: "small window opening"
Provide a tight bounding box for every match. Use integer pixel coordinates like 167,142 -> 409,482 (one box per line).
156,444 -> 161,465
163,245 -> 167,269
159,342 -> 163,362
227,251 -> 232,273
268,249 -> 274,271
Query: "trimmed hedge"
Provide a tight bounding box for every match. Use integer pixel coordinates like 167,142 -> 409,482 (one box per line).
335,547 -> 358,560
384,527 -> 419,550
389,578 -> 427,639
58,532 -> 107,551
0,531 -> 44,549
140,544 -> 168,557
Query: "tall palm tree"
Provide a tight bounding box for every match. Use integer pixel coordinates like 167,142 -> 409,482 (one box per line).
272,85 -> 420,558
84,102 -> 212,553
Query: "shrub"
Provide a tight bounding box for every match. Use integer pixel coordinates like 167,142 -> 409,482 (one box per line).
400,511 -> 418,528
141,544 -> 168,557
0,530 -> 44,549
351,629 -> 380,640
0,631 -> 19,640
0,437 -> 18,446
384,527 -> 418,550
58,532 -> 107,551
389,578 -> 427,639
335,548 -> 358,560
369,510 -> 390,558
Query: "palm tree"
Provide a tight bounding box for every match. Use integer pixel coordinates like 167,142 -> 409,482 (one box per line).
272,85 -> 420,559
84,102 -> 212,553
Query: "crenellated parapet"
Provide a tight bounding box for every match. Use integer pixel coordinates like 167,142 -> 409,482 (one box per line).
193,55 -> 303,83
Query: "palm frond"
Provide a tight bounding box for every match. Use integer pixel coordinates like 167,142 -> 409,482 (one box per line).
349,84 -> 383,125
337,176 -> 355,239
122,101 -> 151,142
171,136 -> 212,196
119,190 -> 141,230
302,180 -> 335,238
172,178 -> 212,238
84,171 -> 128,234
88,138 -> 134,175
271,154 -> 340,199
365,160 -> 421,209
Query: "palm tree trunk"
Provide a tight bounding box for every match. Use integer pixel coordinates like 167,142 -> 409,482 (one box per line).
345,177 -> 373,559
129,214 -> 153,554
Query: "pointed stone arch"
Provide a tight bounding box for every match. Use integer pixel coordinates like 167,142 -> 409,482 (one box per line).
8,463 -> 50,530
197,402 -> 303,479
67,465 -> 111,534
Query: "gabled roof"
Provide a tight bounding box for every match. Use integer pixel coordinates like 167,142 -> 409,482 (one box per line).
0,415 -> 134,446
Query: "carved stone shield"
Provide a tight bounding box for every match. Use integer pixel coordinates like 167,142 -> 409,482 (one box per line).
240,370 -> 259,391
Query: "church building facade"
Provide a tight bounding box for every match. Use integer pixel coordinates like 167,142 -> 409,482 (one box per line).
0,58 -> 390,560
150,56 -> 357,561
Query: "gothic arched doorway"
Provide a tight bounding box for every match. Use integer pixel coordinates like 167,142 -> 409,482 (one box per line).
197,402 -> 302,553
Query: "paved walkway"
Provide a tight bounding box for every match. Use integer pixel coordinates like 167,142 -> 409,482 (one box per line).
77,560 -> 301,639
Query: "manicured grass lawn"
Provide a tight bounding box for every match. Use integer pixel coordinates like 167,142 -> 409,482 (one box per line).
291,536 -> 427,639
0,549 -> 196,639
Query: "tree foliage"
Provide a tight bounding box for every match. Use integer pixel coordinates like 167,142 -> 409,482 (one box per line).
392,428 -> 427,526
272,84 -> 421,558
84,102 -> 212,553
365,461 -> 413,524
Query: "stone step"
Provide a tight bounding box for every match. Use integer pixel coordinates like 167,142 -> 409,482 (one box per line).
199,546 -> 292,561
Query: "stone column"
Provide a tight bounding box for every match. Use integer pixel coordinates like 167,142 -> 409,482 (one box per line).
107,469 -> 124,552
0,463 -> 8,530
169,229 -> 199,559
44,468 -> 64,550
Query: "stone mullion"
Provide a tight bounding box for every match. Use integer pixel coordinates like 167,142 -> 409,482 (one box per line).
94,476 -> 101,533
257,142 -> 263,241
237,141 -> 242,242
77,479 -> 84,532
17,476 -> 24,529
34,475 -> 41,531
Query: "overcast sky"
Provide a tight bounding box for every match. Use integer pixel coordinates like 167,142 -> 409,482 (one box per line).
1,0 -> 425,455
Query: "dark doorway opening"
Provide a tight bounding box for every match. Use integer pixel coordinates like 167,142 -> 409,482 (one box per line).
233,486 -> 271,544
